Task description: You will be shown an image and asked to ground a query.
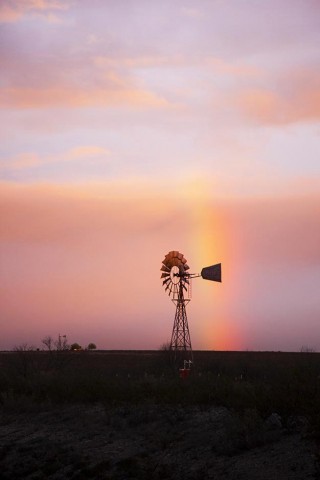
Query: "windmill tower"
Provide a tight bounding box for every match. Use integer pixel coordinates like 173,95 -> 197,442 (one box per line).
161,251 -> 221,367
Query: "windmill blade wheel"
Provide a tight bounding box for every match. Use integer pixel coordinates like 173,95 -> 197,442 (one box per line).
160,250 -> 189,298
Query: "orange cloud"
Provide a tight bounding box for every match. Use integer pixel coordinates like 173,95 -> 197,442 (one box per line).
234,69 -> 320,124
0,0 -> 69,23
94,55 -> 179,70
95,54 -> 260,79
0,181 -> 181,243
0,85 -> 171,109
66,146 -> 111,159
181,7 -> 203,18
205,57 -> 261,78
5,153 -> 41,170
0,146 -> 111,171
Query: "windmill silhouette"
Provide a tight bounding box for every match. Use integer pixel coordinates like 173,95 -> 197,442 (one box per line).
161,250 -> 221,367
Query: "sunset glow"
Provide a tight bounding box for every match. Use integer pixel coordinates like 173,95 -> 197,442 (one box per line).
0,1 -> 319,351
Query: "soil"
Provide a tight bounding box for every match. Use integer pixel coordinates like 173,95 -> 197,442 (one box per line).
0,404 -> 318,479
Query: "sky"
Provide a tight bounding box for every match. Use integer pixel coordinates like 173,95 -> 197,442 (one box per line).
0,0 -> 319,351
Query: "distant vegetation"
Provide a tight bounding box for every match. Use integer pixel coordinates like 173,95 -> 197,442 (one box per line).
40,334 -> 97,352
69,342 -> 96,351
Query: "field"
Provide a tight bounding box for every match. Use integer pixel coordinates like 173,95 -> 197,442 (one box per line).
0,350 -> 319,479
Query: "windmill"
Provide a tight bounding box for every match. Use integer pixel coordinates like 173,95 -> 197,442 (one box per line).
161,251 -> 221,368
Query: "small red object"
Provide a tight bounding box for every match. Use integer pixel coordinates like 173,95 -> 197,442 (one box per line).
179,368 -> 190,379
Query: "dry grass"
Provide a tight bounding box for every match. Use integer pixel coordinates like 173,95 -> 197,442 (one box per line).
0,350 -> 319,479
0,350 -> 319,420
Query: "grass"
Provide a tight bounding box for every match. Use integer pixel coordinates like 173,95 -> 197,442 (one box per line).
1,351 -> 320,478
0,350 -> 319,423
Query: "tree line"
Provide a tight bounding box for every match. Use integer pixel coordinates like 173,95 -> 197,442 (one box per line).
42,334 -> 96,352
13,334 -> 97,352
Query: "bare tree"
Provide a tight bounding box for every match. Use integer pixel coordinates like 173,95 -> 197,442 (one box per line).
300,345 -> 315,353
54,334 -> 69,351
13,343 -> 30,352
42,335 -> 53,351
159,342 -> 171,352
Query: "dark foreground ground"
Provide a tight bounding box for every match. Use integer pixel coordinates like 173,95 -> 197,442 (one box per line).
0,350 -> 320,479
0,403 -> 318,480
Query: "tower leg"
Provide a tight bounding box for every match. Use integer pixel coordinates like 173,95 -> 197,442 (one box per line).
170,284 -> 193,366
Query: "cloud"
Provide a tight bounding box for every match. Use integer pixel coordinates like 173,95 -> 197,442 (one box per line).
66,146 -> 111,159
1,181 -> 319,351
0,146 -> 111,171
181,7 -> 203,18
0,36 -> 175,111
205,57 -> 261,78
94,54 -> 260,81
0,181 -> 179,241
94,55 -> 179,70
0,84 -> 171,110
0,0 -> 69,23
1,181 -> 319,265
6,153 -> 41,170
0,181 -> 189,349
233,68 -> 320,125
225,195 -> 320,267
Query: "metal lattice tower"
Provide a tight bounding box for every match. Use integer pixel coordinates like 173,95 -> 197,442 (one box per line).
161,251 -> 221,368
170,279 -> 193,363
